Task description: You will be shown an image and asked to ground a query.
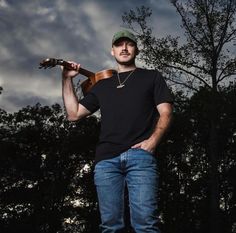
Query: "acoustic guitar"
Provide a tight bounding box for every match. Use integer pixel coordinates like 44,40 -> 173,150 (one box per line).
39,58 -> 115,94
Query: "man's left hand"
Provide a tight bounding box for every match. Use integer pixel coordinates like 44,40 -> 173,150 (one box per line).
131,138 -> 157,154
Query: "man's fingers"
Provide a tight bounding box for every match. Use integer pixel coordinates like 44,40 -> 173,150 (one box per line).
131,143 -> 141,148
76,63 -> 81,71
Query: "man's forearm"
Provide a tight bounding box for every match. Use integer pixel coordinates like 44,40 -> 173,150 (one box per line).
149,111 -> 173,147
131,103 -> 173,153
62,77 -> 80,120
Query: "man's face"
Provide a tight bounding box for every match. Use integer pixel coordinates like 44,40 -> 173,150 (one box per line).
111,38 -> 138,66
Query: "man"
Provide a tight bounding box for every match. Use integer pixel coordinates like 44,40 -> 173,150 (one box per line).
62,29 -> 173,233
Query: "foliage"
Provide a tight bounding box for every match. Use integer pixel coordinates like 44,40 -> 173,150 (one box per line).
157,84 -> 236,233
0,103 -> 100,233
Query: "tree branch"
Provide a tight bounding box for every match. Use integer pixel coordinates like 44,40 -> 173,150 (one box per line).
172,1 -> 205,48
165,63 -> 212,88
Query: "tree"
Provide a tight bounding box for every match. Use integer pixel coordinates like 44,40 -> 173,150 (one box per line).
0,104 -> 100,232
157,85 -> 236,233
122,1 -> 236,233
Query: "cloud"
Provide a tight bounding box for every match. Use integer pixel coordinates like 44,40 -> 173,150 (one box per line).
0,0 -> 180,112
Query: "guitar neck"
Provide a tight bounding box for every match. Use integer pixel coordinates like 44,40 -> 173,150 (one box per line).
39,57 -> 115,94
60,60 -> 95,78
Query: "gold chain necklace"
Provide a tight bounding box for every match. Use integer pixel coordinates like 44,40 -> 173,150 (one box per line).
116,69 -> 136,89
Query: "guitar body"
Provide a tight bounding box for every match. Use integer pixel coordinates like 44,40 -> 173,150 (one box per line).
39,58 -> 115,94
81,69 -> 115,93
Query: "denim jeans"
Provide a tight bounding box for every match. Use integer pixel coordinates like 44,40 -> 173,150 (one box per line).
94,148 -> 160,233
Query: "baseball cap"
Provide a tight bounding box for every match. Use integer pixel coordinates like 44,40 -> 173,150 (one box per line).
112,30 -> 137,45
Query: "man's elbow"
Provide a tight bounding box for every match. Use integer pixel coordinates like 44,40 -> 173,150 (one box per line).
67,114 -> 80,122
66,105 -> 91,122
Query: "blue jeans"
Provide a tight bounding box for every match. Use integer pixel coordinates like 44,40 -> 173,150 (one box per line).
94,148 -> 160,233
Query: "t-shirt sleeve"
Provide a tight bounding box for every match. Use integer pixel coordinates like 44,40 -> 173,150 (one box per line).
79,92 -> 100,113
154,72 -> 173,105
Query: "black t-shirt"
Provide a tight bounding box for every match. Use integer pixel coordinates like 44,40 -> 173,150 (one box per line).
79,68 -> 173,163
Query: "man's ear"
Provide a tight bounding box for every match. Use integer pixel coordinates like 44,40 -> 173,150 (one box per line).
135,48 -> 140,55
111,48 -> 114,56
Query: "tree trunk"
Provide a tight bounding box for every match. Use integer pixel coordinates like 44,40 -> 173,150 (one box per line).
208,91 -> 221,233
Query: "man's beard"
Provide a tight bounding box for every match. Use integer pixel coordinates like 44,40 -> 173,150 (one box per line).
115,56 -> 136,66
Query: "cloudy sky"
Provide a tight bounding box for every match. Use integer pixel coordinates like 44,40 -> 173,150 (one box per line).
0,0 -> 183,112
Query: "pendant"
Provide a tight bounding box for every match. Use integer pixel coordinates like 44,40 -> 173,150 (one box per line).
117,84 -> 125,88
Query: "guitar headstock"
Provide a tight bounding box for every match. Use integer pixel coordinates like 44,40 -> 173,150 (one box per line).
39,58 -> 63,69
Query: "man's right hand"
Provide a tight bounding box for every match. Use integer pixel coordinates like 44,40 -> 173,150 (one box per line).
62,61 -> 81,79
